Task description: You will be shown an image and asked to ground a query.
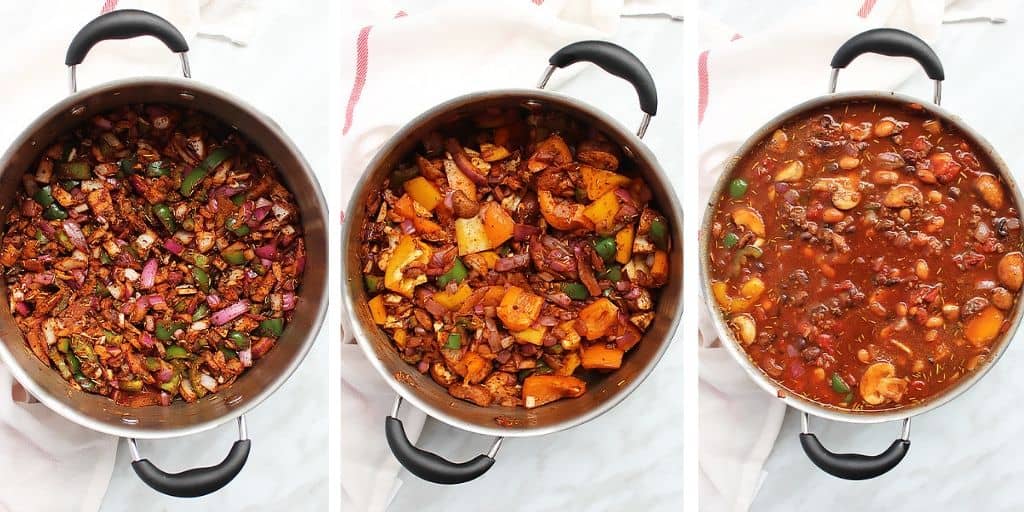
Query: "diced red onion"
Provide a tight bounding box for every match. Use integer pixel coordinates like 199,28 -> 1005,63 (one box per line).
788,361 -> 805,379
282,292 -> 297,311
249,206 -> 271,227
32,272 -> 55,285
212,300 -> 249,326
537,315 -> 558,327
495,253 -> 529,272
417,360 -> 429,373
495,350 -> 512,364
62,220 -> 88,251
163,238 -> 184,255
239,349 -> 253,367
444,190 -> 454,210
155,367 -> 173,383
613,188 -> 633,203
512,224 -> 540,241
295,254 -> 306,274
254,241 -> 279,260
260,258 -> 273,268
35,220 -> 55,236
140,258 -> 157,289
206,294 -> 221,307
146,294 -> 166,307
13,302 -> 29,316
159,392 -> 172,406
625,286 -> 642,300
140,331 -> 154,348
546,292 -> 572,307
400,219 -> 416,234
615,280 -> 632,292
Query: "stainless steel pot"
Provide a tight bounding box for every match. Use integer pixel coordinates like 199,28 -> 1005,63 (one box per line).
342,41 -> 683,485
0,10 -> 327,497
700,28 -> 1023,480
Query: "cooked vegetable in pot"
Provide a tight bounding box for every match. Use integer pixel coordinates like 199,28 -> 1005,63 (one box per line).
2,104 -> 306,407
360,107 -> 670,409
708,99 -> 1022,410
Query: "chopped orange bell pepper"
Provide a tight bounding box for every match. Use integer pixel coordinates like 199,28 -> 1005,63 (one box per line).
614,225 -> 634,264
580,165 -> 631,200
513,326 -> 547,345
403,177 -> 442,211
455,216 -> 491,255
581,344 -> 624,370
522,374 -> 586,408
384,235 -> 431,298
582,190 -> 621,235
480,202 -> 514,247
368,295 -> 387,325
434,283 -> 473,310
497,286 -> 544,331
576,298 -> 619,340
650,250 -> 669,281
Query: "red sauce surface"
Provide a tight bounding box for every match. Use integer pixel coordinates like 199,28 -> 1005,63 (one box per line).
708,99 -> 1022,410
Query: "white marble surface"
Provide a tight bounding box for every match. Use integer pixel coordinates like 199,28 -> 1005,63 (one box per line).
99,2 -> 329,510
387,17 -> 686,512
704,2 -> 1024,510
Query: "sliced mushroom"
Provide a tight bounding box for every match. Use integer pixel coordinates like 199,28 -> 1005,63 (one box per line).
729,314 -> 756,345
860,362 -> 907,405
767,130 -> 789,153
998,252 -> 1023,291
813,177 -> 861,210
731,206 -> 765,237
774,160 -> 804,182
883,184 -> 923,208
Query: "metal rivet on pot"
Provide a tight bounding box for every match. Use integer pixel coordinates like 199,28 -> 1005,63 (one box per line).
622,146 -> 635,159
120,416 -> 139,425
227,394 -> 243,406
70,105 -> 86,116
179,92 -> 196,101
522,100 -> 543,111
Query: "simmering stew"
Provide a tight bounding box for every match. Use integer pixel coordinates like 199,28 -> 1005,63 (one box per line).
708,99 -> 1022,410
359,107 -> 671,409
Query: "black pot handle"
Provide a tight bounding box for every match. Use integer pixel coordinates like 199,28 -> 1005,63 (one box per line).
129,416 -> 251,497
65,9 -> 191,93
798,412 -> 910,480
829,28 -> 943,105
385,396 -> 503,485
539,40 -> 658,137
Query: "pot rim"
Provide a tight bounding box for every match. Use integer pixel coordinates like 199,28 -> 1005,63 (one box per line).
699,89 -> 1024,425
341,87 -> 684,437
0,76 -> 329,439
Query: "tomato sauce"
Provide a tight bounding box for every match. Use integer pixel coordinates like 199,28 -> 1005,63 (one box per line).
708,99 -> 1022,410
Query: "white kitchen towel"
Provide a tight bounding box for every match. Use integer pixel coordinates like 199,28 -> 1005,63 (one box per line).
0,2 -> 257,511
697,1 -> 1002,511
338,1 -> 681,510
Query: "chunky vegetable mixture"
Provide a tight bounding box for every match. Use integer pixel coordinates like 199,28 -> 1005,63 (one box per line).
360,108 -> 670,409
2,105 -> 305,407
709,99 -> 1022,410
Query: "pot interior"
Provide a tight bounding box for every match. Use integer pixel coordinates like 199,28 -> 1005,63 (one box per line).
700,91 -> 1024,423
344,90 -> 684,436
0,78 -> 328,438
